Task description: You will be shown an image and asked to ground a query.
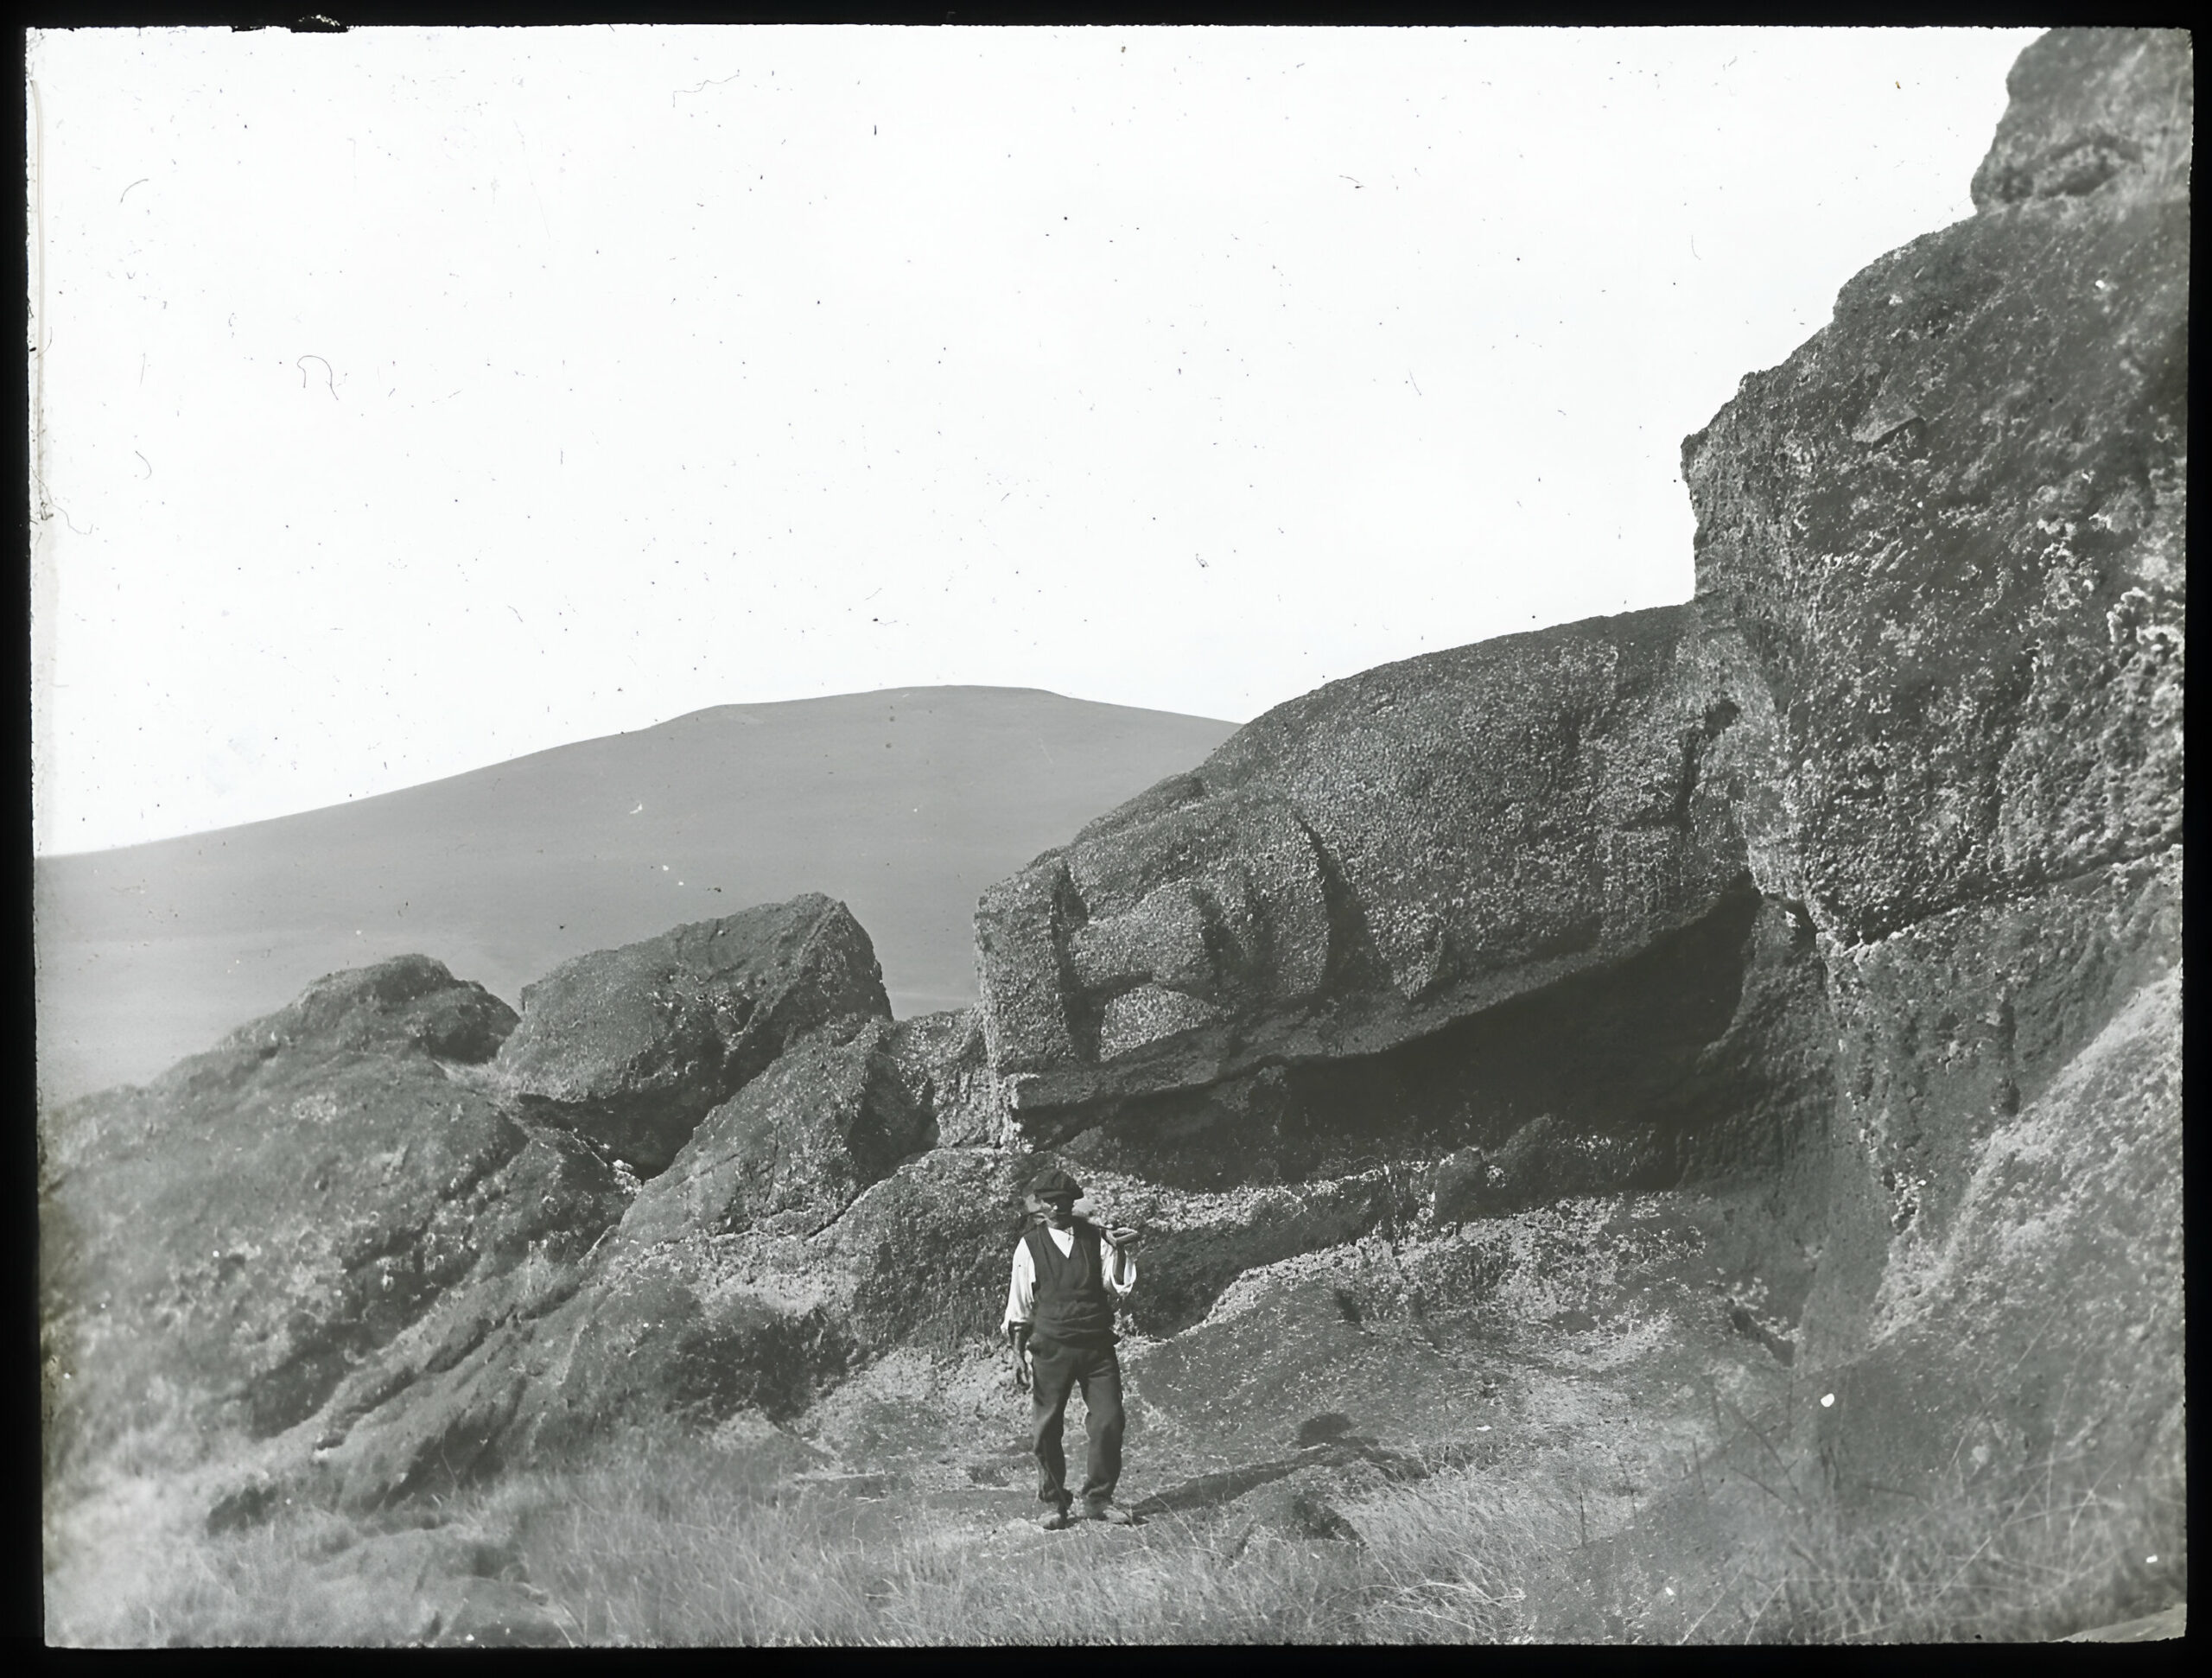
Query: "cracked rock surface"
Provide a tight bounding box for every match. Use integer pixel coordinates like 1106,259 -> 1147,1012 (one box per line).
39,28 -> 2185,1647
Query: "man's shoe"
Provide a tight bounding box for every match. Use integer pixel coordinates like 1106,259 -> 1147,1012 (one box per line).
1039,1508 -> 1075,1531
1084,1503 -> 1136,1526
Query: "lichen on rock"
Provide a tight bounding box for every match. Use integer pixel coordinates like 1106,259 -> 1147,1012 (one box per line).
618,1016 -> 932,1246
1675,22 -> 2187,1519
38,956 -> 626,1480
1682,26 -> 2187,951
487,893 -> 892,1174
36,34 -> 2189,1639
978,605 -> 1769,1120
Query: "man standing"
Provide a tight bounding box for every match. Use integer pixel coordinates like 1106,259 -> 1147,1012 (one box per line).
1003,1166 -> 1140,1530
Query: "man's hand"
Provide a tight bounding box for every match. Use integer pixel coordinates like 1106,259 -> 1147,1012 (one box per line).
1102,1226 -> 1140,1295
1007,1333 -> 1032,1394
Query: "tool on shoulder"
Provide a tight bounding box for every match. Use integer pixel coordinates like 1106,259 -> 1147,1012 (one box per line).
1071,1194 -> 1141,1248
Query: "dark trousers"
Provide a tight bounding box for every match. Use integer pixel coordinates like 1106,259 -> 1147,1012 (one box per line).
1028,1338 -> 1125,1512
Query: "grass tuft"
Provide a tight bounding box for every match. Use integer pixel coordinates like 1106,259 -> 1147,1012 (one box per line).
1722,1448 -> 2188,1643
45,1421 -> 2183,1645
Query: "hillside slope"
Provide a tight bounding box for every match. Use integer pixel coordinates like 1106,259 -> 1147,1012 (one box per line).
34,687 -> 1236,1100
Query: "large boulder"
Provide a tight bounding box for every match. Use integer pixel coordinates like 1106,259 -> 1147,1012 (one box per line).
617,1018 -> 932,1246
1813,960 -> 2182,1511
880,1007 -> 1008,1148
38,957 -> 628,1479
1676,24 -> 2186,1529
42,903 -> 942,1520
978,604 -> 1773,1117
488,894 -> 891,1173
1682,28 -> 2186,950
38,954 -> 517,1190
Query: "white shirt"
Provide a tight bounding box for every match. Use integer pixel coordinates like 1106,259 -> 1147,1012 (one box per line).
1002,1224 -> 1138,1332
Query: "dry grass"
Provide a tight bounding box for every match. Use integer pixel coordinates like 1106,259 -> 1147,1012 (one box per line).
54,1503 -> 426,1647
45,1433 -> 1569,1646
1330,1465 -> 1581,1642
479,1438 -> 1567,1644
1721,1448 -> 2188,1643
46,1421 -> 2182,1645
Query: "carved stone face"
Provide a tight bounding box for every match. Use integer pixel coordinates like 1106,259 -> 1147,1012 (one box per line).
1062,790 -> 1332,1065
976,607 -> 1761,1118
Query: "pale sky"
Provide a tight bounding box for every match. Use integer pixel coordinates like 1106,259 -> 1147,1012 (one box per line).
28,25 -> 2037,856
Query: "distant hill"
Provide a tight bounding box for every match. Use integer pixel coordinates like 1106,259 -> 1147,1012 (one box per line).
34,687 -> 1236,1101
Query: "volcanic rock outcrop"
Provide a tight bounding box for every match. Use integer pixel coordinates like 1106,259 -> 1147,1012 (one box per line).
966,25 -> 2186,1517
488,894 -> 891,1174
37,30 -> 2183,1624
38,957 -> 631,1471
881,1007 -> 1009,1148
1681,23 -> 2187,1503
617,1017 -> 931,1245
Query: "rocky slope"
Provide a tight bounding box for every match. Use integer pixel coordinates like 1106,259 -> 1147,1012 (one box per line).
38,958 -> 629,1469
41,27 -> 2184,1643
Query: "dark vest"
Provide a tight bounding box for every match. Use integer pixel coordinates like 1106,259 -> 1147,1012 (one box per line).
1025,1222 -> 1117,1349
